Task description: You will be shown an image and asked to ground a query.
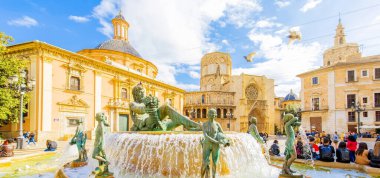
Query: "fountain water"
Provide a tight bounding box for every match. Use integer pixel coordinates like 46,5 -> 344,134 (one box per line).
298,127 -> 315,166
104,132 -> 280,178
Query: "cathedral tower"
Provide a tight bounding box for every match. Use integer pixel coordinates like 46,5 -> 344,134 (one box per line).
112,11 -> 129,41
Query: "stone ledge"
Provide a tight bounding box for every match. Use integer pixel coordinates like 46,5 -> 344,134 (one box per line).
270,156 -> 380,175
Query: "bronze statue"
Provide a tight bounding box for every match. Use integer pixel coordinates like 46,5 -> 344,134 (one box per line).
129,83 -> 201,131
282,113 -> 301,176
70,118 -> 88,166
201,108 -> 230,178
248,117 -> 264,144
92,112 -> 113,177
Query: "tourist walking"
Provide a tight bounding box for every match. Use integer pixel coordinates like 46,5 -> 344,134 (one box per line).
28,132 -> 36,145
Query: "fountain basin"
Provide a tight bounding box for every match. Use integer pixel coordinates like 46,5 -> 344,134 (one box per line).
104,131 -> 279,178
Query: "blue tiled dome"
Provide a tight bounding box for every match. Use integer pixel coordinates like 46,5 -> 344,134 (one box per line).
284,89 -> 298,101
95,39 -> 142,58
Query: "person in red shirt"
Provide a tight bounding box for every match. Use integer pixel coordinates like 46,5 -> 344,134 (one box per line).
347,135 -> 357,162
309,136 -> 320,160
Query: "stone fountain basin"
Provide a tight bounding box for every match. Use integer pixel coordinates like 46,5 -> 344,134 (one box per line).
103,131 -> 279,178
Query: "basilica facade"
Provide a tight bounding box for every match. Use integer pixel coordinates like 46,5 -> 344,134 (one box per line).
0,13 -> 185,141
184,52 -> 276,133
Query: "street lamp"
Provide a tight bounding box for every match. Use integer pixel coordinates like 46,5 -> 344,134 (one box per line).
226,111 -> 233,131
8,70 -> 35,149
351,101 -> 366,136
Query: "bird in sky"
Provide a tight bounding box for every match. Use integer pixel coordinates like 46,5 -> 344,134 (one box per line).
288,30 -> 302,45
244,52 -> 256,62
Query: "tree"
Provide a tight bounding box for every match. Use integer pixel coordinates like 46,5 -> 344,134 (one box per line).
0,32 -> 28,126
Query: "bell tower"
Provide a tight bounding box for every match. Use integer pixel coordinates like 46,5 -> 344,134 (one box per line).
334,17 -> 346,46
112,11 -> 129,41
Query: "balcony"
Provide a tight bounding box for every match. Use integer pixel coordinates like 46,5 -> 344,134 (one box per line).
302,106 -> 329,112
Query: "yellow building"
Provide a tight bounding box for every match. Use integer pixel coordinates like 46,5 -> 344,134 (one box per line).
184,52 -> 276,133
297,20 -> 380,133
0,13 -> 185,141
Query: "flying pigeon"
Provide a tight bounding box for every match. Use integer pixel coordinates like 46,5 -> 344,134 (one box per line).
244,52 -> 256,62
288,30 -> 302,44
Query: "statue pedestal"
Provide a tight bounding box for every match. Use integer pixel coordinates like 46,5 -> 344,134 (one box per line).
70,161 -> 88,168
95,173 -> 114,178
278,173 -> 305,178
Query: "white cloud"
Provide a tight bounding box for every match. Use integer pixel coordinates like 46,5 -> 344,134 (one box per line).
91,0 -> 262,88
222,39 -> 229,45
274,0 -> 291,8
69,15 -> 90,23
373,16 -> 380,23
256,17 -> 281,28
7,16 -> 38,27
300,0 -> 322,12
189,71 -> 201,79
232,25 -> 324,97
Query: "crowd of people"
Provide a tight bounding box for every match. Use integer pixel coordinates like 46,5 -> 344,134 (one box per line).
269,130 -> 380,168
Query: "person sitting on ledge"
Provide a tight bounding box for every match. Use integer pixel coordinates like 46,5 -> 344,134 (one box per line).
369,141 -> 380,168
0,140 -> 14,157
336,142 -> 350,163
269,140 -> 280,156
44,140 -> 57,151
308,136 -> 319,160
319,137 -> 335,162
355,142 -> 370,165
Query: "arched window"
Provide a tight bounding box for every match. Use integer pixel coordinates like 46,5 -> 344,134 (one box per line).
217,108 -> 221,118
121,88 -> 128,99
202,109 -> 207,118
327,61 -> 330,66
70,76 -> 80,90
223,109 -> 227,118
197,109 -> 201,118
201,94 -> 205,104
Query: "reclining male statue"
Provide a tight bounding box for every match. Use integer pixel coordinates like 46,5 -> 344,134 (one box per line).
129,83 -> 201,131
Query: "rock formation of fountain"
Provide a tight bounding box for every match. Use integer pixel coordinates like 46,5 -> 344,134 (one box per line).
104,132 -> 280,178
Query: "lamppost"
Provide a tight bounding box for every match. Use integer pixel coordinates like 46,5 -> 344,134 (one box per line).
8,70 -> 35,149
226,111 -> 233,131
351,101 -> 366,136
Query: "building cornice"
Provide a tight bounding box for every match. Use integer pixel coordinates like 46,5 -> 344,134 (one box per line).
6,41 -> 185,93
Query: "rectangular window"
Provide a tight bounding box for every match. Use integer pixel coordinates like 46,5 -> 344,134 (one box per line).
362,70 -> 368,77
312,77 -> 319,85
348,112 -> 355,122
347,94 -> 356,108
375,68 -> 380,79
363,112 -> 368,117
312,98 -> 319,111
375,93 -> 380,107
376,111 -> 380,122
70,76 -> 80,90
67,117 -> 81,127
347,70 -> 355,82
363,97 -> 368,104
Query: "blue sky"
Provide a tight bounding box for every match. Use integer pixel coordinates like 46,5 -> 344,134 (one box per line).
1,0 -> 380,97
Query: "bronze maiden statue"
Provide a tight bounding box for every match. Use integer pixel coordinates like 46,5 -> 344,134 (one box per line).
69,118 -> 88,167
92,112 -> 113,178
281,113 -> 302,177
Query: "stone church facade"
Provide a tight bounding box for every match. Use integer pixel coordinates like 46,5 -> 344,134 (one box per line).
184,52 -> 276,133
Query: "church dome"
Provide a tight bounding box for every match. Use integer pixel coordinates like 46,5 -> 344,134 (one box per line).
284,89 -> 298,101
95,39 -> 142,58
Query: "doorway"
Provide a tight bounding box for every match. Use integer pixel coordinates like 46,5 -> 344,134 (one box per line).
310,117 -> 322,132
119,114 -> 129,131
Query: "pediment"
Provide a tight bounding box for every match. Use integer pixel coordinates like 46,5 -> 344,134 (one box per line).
57,95 -> 89,108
